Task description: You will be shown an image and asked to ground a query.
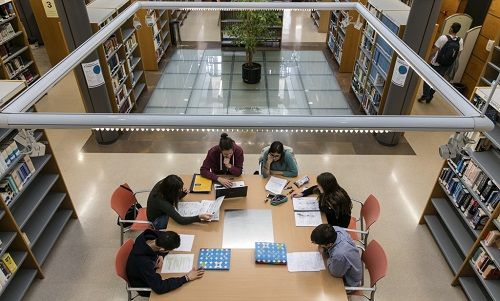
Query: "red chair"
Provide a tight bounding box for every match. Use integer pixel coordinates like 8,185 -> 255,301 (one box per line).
345,240 -> 388,301
111,183 -> 153,245
346,194 -> 380,246
115,239 -> 151,301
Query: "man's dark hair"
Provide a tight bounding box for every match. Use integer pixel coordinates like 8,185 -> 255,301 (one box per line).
450,22 -> 461,34
311,224 -> 337,245
219,133 -> 235,150
156,231 -> 181,250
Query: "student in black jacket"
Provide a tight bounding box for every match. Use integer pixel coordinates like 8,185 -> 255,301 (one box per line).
126,229 -> 204,296
293,172 -> 352,228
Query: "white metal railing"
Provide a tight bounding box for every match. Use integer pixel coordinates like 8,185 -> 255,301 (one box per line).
0,1 -> 494,132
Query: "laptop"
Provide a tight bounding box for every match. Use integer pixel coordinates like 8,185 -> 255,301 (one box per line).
214,182 -> 248,199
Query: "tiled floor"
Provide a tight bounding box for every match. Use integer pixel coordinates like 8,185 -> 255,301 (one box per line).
144,49 -> 352,115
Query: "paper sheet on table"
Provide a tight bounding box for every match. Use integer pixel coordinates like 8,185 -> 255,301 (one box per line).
222,209 -> 274,249
231,181 -> 245,187
174,234 -> 195,252
177,202 -> 202,217
161,254 -> 194,273
200,196 -> 224,221
286,252 -> 326,272
294,211 -> 322,227
265,176 -> 288,195
292,197 -> 320,211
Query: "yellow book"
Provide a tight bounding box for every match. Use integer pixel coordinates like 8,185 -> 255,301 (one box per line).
190,174 -> 212,193
1,253 -> 17,274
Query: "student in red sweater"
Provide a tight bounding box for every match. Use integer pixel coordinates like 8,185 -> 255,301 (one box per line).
200,133 -> 244,188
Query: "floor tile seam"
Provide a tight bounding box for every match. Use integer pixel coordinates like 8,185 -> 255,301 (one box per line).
151,88 -> 344,92
145,106 -> 353,109
182,49 -> 206,114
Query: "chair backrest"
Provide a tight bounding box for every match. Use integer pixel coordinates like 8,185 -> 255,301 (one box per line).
347,217 -> 359,241
111,183 -> 137,219
362,240 -> 387,288
115,239 -> 134,283
361,194 -> 380,230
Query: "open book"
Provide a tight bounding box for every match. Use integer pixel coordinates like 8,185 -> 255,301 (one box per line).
177,196 -> 225,221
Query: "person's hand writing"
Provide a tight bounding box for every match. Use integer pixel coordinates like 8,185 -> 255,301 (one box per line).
199,213 -> 213,221
186,267 -> 205,282
217,177 -> 232,188
155,256 -> 164,270
292,192 -> 303,198
182,187 -> 189,195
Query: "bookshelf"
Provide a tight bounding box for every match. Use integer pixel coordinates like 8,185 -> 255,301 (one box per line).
0,81 -> 77,301
350,0 -> 410,115
0,0 -> 40,86
419,86 -> 500,301
326,0 -> 366,73
134,3 -> 172,71
478,41 -> 500,88
310,0 -> 331,33
87,6 -> 147,114
219,10 -> 284,49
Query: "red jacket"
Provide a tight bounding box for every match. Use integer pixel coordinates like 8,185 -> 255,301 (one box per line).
200,144 -> 244,181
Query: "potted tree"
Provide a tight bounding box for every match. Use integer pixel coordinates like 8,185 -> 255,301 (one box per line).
226,2 -> 281,84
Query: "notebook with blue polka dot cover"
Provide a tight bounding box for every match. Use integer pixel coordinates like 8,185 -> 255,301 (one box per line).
198,248 -> 231,270
255,242 -> 287,265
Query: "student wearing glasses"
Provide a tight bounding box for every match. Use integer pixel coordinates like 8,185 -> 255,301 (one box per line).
260,141 -> 298,178
147,175 -> 212,229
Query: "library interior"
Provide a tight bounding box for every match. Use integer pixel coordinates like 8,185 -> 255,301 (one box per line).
0,0 -> 499,300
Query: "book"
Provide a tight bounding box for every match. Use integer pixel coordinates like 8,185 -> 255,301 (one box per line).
0,261 -> 10,279
190,174 -> 212,193
198,248 -> 231,270
1,253 -> 16,274
255,242 -> 287,265
485,230 -> 500,248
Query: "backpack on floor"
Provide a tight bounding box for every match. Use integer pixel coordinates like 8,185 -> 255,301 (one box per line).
436,35 -> 460,67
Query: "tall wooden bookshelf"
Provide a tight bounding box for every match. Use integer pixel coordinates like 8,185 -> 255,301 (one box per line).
478,39 -> 499,88
350,0 -> 410,115
0,0 -> 40,86
326,0 -> 367,73
310,0 -> 331,33
0,80 -> 77,301
420,87 -> 500,301
87,6 -> 147,114
220,10 -> 284,49
134,5 -> 171,71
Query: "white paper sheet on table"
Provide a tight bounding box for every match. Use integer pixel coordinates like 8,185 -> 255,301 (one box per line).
174,234 -> 195,252
222,209 -> 274,249
265,176 -> 288,195
161,254 -> 194,273
177,196 -> 225,221
294,211 -> 322,227
292,197 -> 320,211
286,252 -> 326,272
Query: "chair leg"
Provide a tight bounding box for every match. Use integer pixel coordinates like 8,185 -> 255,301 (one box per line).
127,290 -> 132,301
120,225 -> 124,245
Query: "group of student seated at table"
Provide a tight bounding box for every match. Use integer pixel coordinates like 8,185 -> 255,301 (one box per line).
126,133 -> 362,297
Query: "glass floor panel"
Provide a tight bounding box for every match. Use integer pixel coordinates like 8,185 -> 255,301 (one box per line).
144,49 -> 353,116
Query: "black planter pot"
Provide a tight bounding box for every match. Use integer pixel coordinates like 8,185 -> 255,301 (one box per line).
242,62 -> 261,84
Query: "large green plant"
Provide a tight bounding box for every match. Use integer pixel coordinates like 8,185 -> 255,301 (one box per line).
226,2 -> 281,65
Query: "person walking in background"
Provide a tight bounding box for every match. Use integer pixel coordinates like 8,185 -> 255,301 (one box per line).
419,22 -> 463,104
200,133 -> 244,188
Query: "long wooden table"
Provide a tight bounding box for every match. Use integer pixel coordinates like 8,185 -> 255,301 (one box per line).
150,175 -> 348,301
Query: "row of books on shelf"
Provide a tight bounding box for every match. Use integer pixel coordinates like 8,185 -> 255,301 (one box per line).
15,69 -> 35,84
0,253 -> 17,290
0,2 -> 14,20
103,35 -> 120,59
440,168 -> 497,230
473,247 -> 500,280
108,54 -> 122,75
0,41 -> 20,61
111,64 -> 127,94
0,154 -> 36,206
4,56 -> 26,77
485,230 -> 500,249
0,140 -> 19,170
0,23 -> 15,44
124,34 -> 137,55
